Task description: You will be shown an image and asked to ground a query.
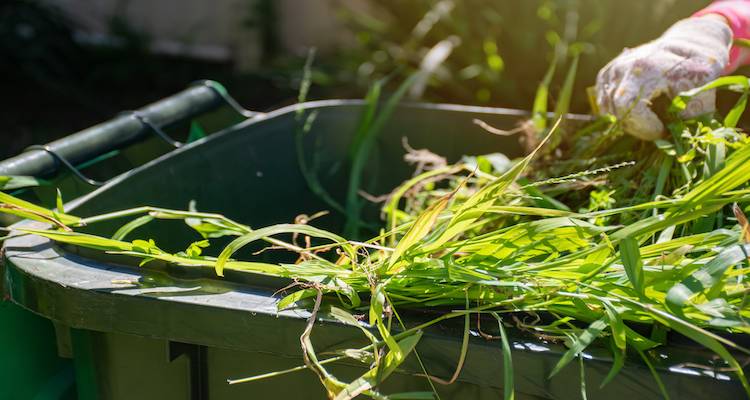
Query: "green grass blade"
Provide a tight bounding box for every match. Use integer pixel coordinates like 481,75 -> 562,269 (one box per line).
112,215 -> 155,241
19,228 -> 135,252
0,176 -> 47,190
491,312 -> 514,400
548,318 -> 608,378
384,165 -> 463,239
553,52 -> 580,121
334,331 -> 423,400
599,299 -> 627,388
666,244 -> 747,310
532,55 -> 557,131
0,191 -> 80,226
344,73 -> 421,238
619,236 -> 645,296
671,76 -> 749,113
601,300 -> 626,351
426,119 -> 561,251
299,290 -> 348,398
387,193 -> 450,273
330,306 -> 380,344
675,140 -> 750,211
636,349 -> 670,400
297,48 -> 315,107
619,296 -> 750,396
348,81 -> 383,161
486,206 -> 573,217
277,289 -> 318,311
55,189 -> 65,215
725,91 -> 748,128
369,284 -> 402,356
579,356 -> 588,400
444,295 -> 471,384
600,339 -> 625,389
215,224 -> 352,276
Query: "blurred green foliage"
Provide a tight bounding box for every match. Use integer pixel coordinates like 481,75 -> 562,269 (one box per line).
336,0 -> 710,112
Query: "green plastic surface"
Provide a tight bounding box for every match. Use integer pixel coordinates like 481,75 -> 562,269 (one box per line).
0,302 -> 75,400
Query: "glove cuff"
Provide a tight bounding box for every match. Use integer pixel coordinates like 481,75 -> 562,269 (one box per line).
694,0 -> 750,72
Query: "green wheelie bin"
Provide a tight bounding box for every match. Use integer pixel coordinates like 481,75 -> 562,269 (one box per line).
1,82 -> 746,399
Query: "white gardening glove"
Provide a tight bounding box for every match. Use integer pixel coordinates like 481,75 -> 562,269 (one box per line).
596,15 -> 733,140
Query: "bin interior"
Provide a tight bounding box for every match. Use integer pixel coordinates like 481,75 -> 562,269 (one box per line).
69,102 -> 525,264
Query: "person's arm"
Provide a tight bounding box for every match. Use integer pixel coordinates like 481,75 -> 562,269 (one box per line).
595,1 -> 750,140
695,0 -> 750,72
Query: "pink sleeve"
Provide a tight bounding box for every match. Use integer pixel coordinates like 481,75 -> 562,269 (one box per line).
694,0 -> 750,72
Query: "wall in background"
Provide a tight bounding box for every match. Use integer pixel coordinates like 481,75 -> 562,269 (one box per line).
45,0 -> 350,70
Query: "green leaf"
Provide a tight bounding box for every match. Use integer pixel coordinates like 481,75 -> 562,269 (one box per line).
637,349 -> 671,400
334,349 -> 375,365
486,206 -> 572,217
184,240 -> 210,258
333,331 -> 423,400
277,289 -> 318,311
0,191 -> 80,226
55,189 -> 65,214
517,179 -> 571,211
369,284 -> 402,356
676,138 -> 750,212
344,73 -> 421,238
532,55 -> 557,131
621,296 -> 750,396
666,244 -> 747,310
329,306 -> 379,344
215,224 -> 352,277
579,356 -> 588,400
491,312 -> 514,400
383,165 -> 462,240
553,53 -> 580,121
426,119 -> 561,252
348,81 -> 382,161
185,201 -> 244,238
387,193 -> 450,273
670,75 -> 750,113
19,229 -> 134,252
599,299 -> 627,388
112,215 -> 154,241
623,326 -> 660,352
676,148 -> 696,163
601,300 -> 626,351
619,237 -> 645,296
0,176 -> 46,190
186,217 -> 242,239
600,338 -> 625,389
548,318 -> 608,378
131,239 -> 162,254
725,91 -> 748,128
298,290 -> 348,398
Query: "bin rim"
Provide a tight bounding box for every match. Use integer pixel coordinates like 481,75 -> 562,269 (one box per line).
5,220 -> 745,397
57,99 -> 591,212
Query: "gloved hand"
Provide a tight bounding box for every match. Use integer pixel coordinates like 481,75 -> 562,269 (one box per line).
596,14 -> 733,140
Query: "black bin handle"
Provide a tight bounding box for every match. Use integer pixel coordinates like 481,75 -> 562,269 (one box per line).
0,80 -> 253,180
